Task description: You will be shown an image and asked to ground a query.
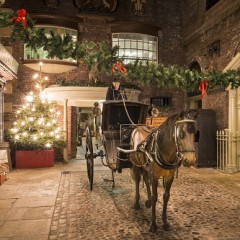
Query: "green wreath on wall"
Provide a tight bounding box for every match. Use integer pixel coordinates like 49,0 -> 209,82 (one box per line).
1,8 -> 240,96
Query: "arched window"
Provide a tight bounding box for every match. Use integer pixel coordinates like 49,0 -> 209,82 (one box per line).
189,61 -> 201,72
111,22 -> 160,64
24,26 -> 77,63
112,33 -> 158,64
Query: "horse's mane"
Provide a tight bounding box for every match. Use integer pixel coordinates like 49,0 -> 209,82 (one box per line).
157,112 -> 179,132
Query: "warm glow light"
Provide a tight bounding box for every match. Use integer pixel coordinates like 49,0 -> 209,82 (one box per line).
29,117 -> 34,122
26,95 -> 34,102
22,132 -> 27,136
11,128 -> 18,133
21,121 -> 25,126
56,135 -> 60,139
38,117 -> 44,124
56,111 -> 61,116
40,132 -> 44,136
33,73 -> 39,79
47,122 -> 51,127
15,135 -> 20,140
40,91 -> 48,100
52,119 -> 56,124
45,143 -> 52,148
33,136 -> 38,141
17,110 -> 21,114
31,107 -> 36,112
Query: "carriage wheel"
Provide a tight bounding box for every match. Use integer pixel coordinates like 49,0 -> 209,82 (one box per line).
85,126 -> 94,191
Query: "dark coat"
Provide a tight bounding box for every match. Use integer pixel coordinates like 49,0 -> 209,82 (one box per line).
106,85 -> 127,100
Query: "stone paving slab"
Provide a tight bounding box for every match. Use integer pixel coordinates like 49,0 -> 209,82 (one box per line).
0,219 -> 51,238
0,167 -> 61,239
48,167 -> 240,240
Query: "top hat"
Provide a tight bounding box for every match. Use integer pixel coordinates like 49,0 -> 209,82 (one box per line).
112,77 -> 120,82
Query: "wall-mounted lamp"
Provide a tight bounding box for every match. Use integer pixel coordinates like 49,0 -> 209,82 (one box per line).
208,40 -> 220,57
131,0 -> 147,16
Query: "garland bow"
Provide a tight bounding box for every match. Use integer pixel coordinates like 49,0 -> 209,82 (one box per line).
112,61 -> 127,75
12,9 -> 27,30
199,79 -> 209,99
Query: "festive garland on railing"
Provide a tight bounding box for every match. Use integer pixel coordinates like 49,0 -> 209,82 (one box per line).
1,8 -> 240,96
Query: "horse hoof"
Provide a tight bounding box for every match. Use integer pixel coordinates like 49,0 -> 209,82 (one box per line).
133,203 -> 141,210
150,224 -> 157,233
163,223 -> 171,231
145,200 -> 151,208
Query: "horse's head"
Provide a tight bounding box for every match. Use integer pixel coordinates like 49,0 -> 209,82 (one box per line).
174,110 -> 198,167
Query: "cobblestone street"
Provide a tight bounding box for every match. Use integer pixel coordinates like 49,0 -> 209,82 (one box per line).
48,163 -> 240,240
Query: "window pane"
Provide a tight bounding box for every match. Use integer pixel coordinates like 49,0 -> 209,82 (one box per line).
112,33 -> 158,64
131,41 -> 137,48
118,41 -> 124,48
138,41 -> 143,49
124,40 -> 130,48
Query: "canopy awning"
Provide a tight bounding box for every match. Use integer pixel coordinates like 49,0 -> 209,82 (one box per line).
224,52 -> 240,71
0,43 -> 19,81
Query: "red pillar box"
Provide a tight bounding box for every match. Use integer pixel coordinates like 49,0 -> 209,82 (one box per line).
16,149 -> 54,169
0,171 -> 6,185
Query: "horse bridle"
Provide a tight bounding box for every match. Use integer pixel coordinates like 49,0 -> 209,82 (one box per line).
136,118 -> 197,170
173,119 -> 197,161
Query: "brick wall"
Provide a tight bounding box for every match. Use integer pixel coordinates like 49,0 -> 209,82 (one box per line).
181,0 -> 240,129
2,0 -> 239,159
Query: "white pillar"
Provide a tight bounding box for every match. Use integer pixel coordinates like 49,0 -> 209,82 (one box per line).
228,89 -> 237,172
236,87 -> 240,171
63,99 -> 69,163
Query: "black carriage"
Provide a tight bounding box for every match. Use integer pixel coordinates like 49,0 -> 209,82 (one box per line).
85,100 -> 148,190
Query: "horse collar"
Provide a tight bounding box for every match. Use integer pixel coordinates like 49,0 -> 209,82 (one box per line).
139,130 -> 182,170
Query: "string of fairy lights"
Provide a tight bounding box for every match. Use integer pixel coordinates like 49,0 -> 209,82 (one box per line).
10,62 -> 64,150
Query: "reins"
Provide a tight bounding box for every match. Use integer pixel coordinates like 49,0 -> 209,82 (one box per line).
133,118 -> 197,171
120,91 -> 136,125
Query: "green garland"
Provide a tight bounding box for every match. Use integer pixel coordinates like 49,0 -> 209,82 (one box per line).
1,9 -> 240,92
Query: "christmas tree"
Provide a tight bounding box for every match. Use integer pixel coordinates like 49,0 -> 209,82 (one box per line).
8,91 -> 65,151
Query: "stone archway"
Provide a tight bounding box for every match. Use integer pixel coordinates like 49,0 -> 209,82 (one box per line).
189,60 -> 201,72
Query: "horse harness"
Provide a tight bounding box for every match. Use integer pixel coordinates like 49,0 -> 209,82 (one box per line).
133,119 -> 197,170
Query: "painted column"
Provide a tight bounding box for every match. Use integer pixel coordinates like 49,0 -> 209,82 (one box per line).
236,87 -> 240,171
63,99 -> 69,162
0,91 -> 3,142
228,89 -> 237,173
